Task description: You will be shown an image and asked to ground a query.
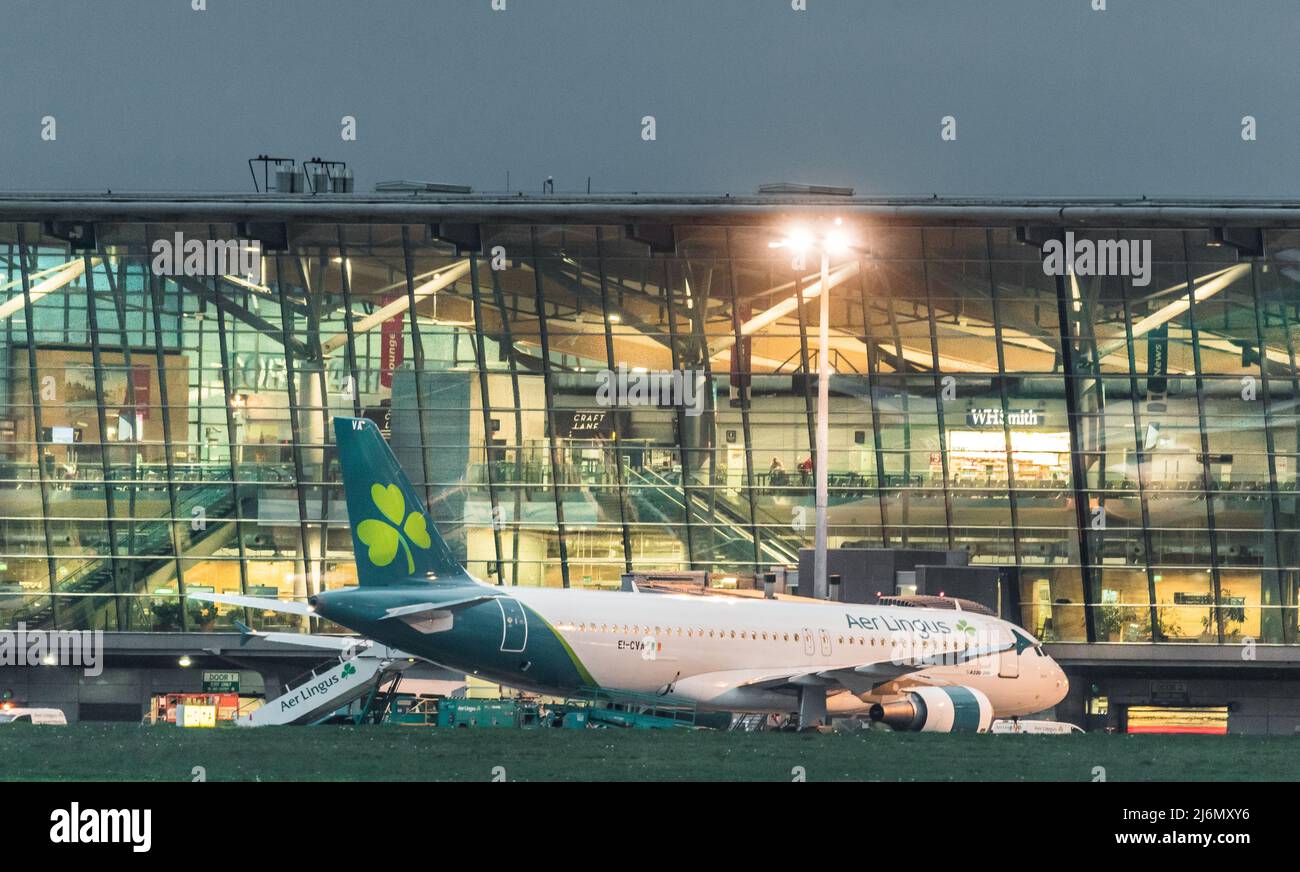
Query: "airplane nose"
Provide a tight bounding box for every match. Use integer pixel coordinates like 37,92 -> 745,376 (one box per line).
1049,659 -> 1069,704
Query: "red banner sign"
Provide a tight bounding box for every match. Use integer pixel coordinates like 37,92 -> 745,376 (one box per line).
379,294 -> 405,389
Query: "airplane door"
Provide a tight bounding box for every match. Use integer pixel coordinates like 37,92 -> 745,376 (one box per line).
802,627 -> 815,657
818,628 -> 832,657
998,629 -> 1019,678
498,597 -> 528,653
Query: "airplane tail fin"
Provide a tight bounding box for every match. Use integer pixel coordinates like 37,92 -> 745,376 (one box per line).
333,416 -> 464,586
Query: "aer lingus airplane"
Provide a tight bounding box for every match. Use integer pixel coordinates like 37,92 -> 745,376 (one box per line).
192,417 -> 1068,731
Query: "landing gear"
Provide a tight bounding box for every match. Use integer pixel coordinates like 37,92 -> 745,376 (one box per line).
796,685 -> 827,731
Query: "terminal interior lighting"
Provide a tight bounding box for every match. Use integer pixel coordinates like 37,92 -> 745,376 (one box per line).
768,219 -> 853,256
178,656 -> 193,668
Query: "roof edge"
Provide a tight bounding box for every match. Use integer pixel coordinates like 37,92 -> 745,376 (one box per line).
3,192 -> 1300,227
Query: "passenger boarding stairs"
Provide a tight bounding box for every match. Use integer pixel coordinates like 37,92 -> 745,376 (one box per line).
238,645 -> 416,727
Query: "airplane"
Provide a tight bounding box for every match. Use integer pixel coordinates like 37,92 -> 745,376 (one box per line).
192,417 -> 1069,732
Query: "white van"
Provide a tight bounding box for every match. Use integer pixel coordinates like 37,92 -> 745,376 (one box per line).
0,707 -> 68,725
990,718 -> 1083,734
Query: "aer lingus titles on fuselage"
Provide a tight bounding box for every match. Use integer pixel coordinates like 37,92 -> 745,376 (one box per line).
191,417 -> 1069,732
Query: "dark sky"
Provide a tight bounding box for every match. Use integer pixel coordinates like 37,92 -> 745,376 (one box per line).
2,0 -> 1297,197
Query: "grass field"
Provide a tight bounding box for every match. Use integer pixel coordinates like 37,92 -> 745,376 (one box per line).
0,723 -> 1295,781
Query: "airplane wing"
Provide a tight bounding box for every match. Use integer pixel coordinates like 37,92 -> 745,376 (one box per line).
738,661 -> 924,696
735,639 -> 1017,698
188,591 -> 314,615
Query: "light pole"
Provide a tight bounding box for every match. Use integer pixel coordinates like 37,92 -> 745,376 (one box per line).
771,220 -> 852,600
814,245 -> 830,600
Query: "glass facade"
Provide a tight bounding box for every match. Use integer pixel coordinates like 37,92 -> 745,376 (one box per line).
1,217 -> 1297,645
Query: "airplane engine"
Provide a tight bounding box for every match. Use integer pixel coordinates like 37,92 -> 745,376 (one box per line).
868,686 -> 994,733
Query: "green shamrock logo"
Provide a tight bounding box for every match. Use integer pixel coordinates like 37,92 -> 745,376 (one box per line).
356,483 -> 432,573
341,662 -> 356,678
955,619 -> 976,636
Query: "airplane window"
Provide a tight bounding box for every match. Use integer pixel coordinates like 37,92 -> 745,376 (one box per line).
729,630 -> 735,638
708,630 -> 715,638
838,636 -> 844,644
793,634 -> 799,642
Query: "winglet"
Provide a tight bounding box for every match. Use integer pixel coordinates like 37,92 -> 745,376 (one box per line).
233,620 -> 259,647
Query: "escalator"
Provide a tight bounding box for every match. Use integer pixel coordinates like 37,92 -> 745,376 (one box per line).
623,466 -> 802,568
17,474 -> 238,630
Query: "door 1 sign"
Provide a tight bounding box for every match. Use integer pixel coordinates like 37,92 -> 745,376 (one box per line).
203,671 -> 240,693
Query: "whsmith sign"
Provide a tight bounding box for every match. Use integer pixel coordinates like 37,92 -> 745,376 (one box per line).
965,408 -> 1044,428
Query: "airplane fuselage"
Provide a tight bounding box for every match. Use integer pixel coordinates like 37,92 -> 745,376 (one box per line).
312,583 -> 1069,717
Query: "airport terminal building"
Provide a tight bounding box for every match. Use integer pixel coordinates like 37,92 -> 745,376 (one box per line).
2,191 -> 1299,731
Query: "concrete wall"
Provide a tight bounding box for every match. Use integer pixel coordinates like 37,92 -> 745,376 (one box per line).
1060,670 -> 1300,736
0,665 -> 267,723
